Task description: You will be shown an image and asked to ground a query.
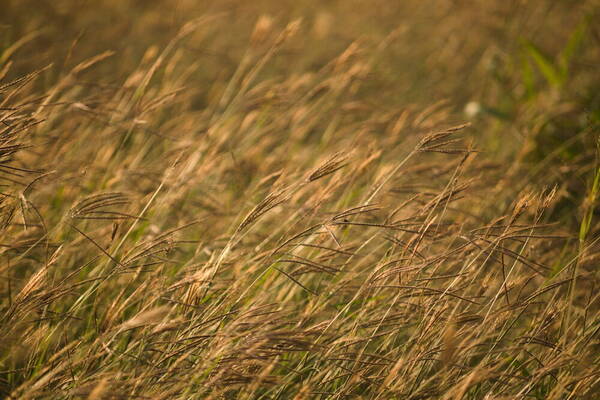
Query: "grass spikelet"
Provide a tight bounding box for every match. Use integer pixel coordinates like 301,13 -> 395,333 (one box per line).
70,192 -> 135,221
236,189 -> 289,234
307,152 -> 348,182
417,123 -> 471,154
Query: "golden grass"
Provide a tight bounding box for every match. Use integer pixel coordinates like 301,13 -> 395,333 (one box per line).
1,1 -> 599,398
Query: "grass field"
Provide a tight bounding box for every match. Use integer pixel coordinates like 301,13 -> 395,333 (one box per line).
1,1 -> 599,398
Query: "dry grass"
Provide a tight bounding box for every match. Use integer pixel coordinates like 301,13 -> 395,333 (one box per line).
1,1 -> 599,399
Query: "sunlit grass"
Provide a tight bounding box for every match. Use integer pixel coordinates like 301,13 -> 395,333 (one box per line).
1,1 -> 598,398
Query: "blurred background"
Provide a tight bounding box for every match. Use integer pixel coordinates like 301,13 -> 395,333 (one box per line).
1,0 -> 598,227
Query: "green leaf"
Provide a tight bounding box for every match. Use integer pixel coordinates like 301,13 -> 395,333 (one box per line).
559,16 -> 589,77
521,39 -> 563,87
520,54 -> 536,99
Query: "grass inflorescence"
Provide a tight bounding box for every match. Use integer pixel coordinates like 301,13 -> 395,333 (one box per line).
1,1 -> 599,399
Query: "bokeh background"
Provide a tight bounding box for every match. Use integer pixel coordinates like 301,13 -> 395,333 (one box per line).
3,0 -> 598,225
